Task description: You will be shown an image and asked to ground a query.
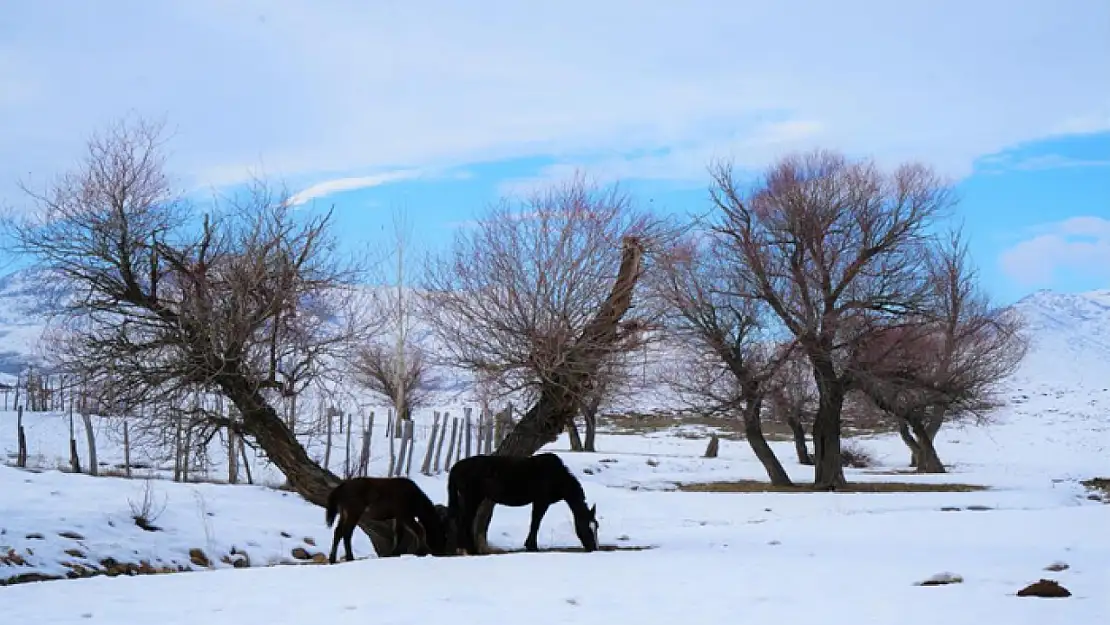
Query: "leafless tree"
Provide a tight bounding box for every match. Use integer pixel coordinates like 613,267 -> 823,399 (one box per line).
567,328 -> 655,452
420,173 -> 666,550
708,149 -> 956,489
849,230 -> 1029,472
4,117 -> 413,555
351,339 -> 438,414
650,232 -> 796,485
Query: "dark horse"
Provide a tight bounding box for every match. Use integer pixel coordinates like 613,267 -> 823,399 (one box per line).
325,476 -> 448,563
447,452 -> 599,554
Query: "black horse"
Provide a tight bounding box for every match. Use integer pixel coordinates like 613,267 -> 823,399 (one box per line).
325,476 -> 449,563
447,452 -> 600,554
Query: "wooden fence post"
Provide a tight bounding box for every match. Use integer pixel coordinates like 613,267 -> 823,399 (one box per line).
403,421 -> 417,477
433,412 -> 449,473
387,410 -> 397,477
464,407 -> 473,458
359,412 -> 374,477
421,412 -> 440,475
444,417 -> 459,470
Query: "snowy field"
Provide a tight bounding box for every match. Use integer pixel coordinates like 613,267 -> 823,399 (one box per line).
1,374 -> 1108,623
1,284 -> 1109,622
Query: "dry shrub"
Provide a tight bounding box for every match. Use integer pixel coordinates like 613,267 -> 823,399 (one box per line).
840,440 -> 875,468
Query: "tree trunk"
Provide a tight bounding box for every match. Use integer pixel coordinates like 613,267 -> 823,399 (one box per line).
786,415 -> 812,465
810,367 -> 846,490
742,400 -> 793,486
566,418 -> 584,451
909,418 -> 946,473
80,412 -> 98,477
216,372 -> 406,557
583,403 -> 598,453
898,419 -> 922,468
469,236 -> 645,553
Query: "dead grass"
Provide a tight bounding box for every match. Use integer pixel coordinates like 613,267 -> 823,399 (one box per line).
480,544 -> 655,556
600,411 -> 895,442
676,479 -> 988,494
1080,477 -> 1110,503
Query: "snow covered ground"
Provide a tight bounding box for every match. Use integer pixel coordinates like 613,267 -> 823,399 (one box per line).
1,374 -> 1108,623
0,278 -> 1108,622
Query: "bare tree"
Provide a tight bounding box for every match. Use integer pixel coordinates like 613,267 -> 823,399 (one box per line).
708,150 -> 956,489
351,339 -> 437,413
421,174 -> 664,550
651,232 -> 796,485
5,117 -> 411,555
849,230 -> 1028,472
568,332 -> 653,453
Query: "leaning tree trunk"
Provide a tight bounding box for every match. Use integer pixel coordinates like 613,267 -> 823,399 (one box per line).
898,419 -> 923,468
810,364 -> 847,490
742,399 -> 792,486
468,236 -> 645,553
566,419 -> 584,451
786,415 -> 813,465
217,372 -> 408,556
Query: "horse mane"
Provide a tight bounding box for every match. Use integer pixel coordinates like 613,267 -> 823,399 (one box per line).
550,455 -> 588,506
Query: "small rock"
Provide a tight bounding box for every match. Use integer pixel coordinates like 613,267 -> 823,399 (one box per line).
25,533 -> 45,540
311,553 -> 328,564
966,505 -> 992,511
188,548 -> 211,568
64,549 -> 85,559
768,540 -> 781,546
290,547 -> 313,561
280,531 -> 293,538
940,506 -> 962,512
1016,579 -> 1071,598
58,531 -> 85,540
303,537 -> 316,546
917,572 -> 964,586
1043,561 -> 1070,572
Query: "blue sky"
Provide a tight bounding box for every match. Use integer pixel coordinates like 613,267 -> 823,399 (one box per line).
2,0 -> 1108,306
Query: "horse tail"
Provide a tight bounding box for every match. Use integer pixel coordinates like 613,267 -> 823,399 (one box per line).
409,481 -> 448,555
325,481 -> 345,527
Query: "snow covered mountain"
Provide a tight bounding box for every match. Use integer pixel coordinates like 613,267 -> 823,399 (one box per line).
1008,289 -> 1110,389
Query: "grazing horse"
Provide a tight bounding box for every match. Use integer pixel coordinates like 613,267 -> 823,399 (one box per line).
325,476 -> 448,563
447,453 -> 600,554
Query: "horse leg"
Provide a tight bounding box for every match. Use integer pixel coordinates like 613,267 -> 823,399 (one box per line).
524,502 -> 550,552
398,516 -> 429,556
329,520 -> 344,564
457,495 -> 478,555
342,516 -> 358,562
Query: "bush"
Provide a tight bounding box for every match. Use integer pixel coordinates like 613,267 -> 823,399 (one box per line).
840,441 -> 875,468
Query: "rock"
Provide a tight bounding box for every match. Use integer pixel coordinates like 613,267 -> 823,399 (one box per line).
58,531 -> 85,540
303,536 -> 316,546
290,547 -> 313,561
1043,561 -> 1070,572
917,572 -> 964,586
311,553 -> 328,564
1,549 -> 27,566
1017,579 -> 1071,598
280,531 -> 293,538
24,533 -> 45,540
188,548 -> 211,568
64,548 -> 85,559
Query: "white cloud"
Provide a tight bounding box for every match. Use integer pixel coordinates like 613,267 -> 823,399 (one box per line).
1,0 -> 1108,203
285,170 -> 423,207
999,217 -> 1110,286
